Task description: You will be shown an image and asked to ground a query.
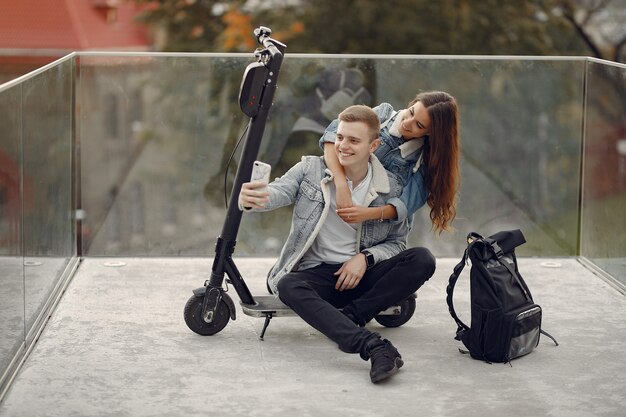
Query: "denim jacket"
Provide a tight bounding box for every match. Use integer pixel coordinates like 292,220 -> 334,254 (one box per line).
320,103 -> 429,222
247,155 -> 409,295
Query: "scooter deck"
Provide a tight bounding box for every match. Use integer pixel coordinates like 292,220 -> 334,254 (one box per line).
240,295 -> 298,340
240,293 -> 417,340
240,295 -> 298,318
240,295 -> 415,318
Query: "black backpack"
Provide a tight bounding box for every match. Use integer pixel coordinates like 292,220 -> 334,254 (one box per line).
446,230 -> 558,363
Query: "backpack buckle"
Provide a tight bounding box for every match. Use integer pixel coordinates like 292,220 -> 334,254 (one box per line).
489,241 -> 504,258
455,325 -> 467,341
467,232 -> 482,244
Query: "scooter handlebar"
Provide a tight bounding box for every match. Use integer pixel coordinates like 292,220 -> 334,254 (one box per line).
254,26 -> 283,59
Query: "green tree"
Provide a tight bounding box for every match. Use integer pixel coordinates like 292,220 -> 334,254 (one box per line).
537,0 -> 626,62
256,0 -> 589,56
135,0 -> 624,61
284,1 -> 538,54
135,0 -> 237,51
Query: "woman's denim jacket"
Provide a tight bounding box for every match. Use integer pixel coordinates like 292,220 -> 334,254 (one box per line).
246,155 -> 410,295
319,103 -> 429,222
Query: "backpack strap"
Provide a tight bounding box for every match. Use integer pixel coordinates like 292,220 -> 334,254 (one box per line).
446,247 -> 469,340
446,232 -> 482,340
484,237 -> 533,303
541,330 -> 559,346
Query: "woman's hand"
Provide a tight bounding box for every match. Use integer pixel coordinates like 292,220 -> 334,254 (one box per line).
336,206 -> 375,224
324,141 -> 353,208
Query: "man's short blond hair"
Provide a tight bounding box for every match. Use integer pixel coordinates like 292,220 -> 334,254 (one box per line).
338,105 -> 380,142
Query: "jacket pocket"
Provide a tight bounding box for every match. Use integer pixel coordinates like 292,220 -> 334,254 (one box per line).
361,219 -> 393,247
294,178 -> 323,220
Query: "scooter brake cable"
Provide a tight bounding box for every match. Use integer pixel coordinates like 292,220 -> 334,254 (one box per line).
223,123 -> 250,208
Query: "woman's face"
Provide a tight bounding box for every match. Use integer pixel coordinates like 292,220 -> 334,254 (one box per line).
399,101 -> 431,140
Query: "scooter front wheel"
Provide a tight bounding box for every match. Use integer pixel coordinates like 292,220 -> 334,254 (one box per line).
184,294 -> 231,336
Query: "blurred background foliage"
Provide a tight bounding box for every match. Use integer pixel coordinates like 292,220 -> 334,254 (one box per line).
77,0 -> 624,258
135,0 -> 626,62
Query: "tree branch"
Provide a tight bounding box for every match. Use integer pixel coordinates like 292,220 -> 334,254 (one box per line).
614,34 -> 626,63
561,8 -> 604,58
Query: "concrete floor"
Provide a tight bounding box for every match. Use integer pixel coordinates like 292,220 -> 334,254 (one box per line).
0,257 -> 625,417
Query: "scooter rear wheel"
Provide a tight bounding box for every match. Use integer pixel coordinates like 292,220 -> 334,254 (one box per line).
374,296 -> 416,328
184,294 -> 231,335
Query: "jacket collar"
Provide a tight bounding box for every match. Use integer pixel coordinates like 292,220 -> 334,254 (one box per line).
369,154 -> 390,194
398,136 -> 425,158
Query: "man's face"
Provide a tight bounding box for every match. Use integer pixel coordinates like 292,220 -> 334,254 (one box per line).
335,121 -> 378,170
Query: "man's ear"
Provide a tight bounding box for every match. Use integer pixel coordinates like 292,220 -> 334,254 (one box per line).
369,137 -> 380,153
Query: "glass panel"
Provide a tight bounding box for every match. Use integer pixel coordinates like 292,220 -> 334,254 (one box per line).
22,60 -> 75,335
79,55 -> 585,257
78,55 -> 251,256
581,61 -> 626,285
373,58 -> 585,256
0,85 -> 25,377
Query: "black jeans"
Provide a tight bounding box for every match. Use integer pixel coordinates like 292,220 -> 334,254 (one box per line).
276,247 -> 436,358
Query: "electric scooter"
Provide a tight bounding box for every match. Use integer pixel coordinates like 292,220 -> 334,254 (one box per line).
183,27 -> 417,340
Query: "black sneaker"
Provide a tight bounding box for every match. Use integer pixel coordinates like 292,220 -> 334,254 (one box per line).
368,338 -> 404,383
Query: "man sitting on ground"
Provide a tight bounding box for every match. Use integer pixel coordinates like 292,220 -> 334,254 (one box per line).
239,104 -> 436,383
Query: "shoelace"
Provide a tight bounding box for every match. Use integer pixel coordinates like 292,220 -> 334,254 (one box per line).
370,344 -> 397,361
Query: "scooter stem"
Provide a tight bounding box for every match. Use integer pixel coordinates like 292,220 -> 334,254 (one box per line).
207,29 -> 286,304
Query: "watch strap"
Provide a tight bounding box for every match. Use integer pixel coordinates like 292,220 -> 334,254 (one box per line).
361,250 -> 375,269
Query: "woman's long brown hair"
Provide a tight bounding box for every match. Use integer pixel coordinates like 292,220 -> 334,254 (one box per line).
409,92 -> 460,233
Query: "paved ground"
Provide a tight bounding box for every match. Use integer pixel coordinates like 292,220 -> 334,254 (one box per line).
1,257 -> 625,417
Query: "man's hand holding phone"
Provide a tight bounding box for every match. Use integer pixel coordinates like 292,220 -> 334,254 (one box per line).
239,161 -> 271,210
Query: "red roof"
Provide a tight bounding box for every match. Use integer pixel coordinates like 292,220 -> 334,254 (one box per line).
0,0 -> 150,51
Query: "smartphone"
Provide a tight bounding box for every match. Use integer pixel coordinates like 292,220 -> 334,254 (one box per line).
251,161 -> 271,192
